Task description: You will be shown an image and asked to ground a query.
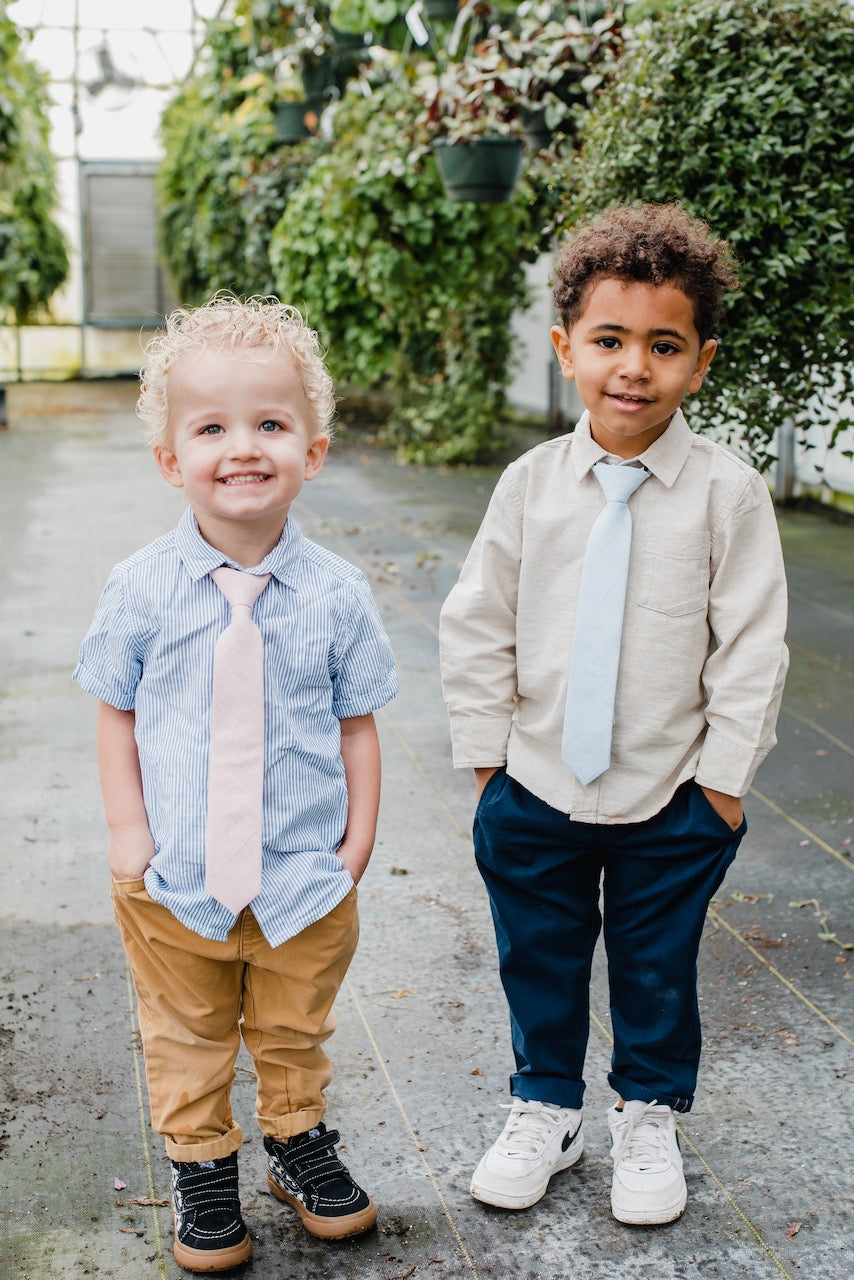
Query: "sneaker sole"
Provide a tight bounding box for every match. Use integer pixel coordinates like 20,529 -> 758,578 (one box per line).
470,1132 -> 584,1210
266,1172 -> 378,1239
172,1223 -> 252,1273
611,1187 -> 688,1226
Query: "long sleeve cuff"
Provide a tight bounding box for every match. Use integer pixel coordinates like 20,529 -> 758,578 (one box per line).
447,713 -> 512,769
694,726 -> 771,798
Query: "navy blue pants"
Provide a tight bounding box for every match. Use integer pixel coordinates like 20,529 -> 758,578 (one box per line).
473,772 -> 745,1113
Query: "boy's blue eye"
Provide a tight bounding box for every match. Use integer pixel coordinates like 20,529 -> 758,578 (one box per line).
201,424 -> 223,434
259,420 -> 284,433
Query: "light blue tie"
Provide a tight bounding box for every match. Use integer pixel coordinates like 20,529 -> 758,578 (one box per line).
562,461 -> 650,785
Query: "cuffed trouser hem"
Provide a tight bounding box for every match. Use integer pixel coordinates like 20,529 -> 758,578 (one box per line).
609,1075 -> 692,1113
165,1124 -> 243,1163
259,1106 -> 326,1141
510,1073 -> 585,1110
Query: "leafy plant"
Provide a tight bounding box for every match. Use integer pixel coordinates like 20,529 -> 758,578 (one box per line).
416,35 -> 527,142
327,0 -> 407,37
503,0 -> 625,133
0,14 -> 68,322
556,0 -> 854,467
269,77 -> 531,462
157,11 -> 327,303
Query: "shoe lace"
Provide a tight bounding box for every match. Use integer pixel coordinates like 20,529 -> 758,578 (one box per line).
610,1102 -> 671,1169
497,1101 -> 571,1159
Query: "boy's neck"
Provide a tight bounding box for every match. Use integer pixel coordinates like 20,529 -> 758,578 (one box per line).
589,413 -> 674,459
194,511 -> 288,569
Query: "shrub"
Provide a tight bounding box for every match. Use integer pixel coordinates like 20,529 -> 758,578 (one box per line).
555,0 -> 854,466
270,77 -> 532,463
157,8 -> 328,304
0,15 -> 68,321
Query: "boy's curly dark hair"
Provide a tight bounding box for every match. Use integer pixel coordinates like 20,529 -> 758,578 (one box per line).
552,203 -> 739,344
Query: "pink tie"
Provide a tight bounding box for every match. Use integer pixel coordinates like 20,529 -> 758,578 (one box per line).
205,566 -> 271,914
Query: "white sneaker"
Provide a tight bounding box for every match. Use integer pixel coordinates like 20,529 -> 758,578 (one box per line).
608,1100 -> 687,1225
470,1099 -> 583,1209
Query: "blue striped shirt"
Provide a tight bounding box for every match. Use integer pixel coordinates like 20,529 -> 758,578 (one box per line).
73,508 -> 397,946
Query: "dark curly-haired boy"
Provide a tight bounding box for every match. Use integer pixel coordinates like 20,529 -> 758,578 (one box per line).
440,203 -> 788,1225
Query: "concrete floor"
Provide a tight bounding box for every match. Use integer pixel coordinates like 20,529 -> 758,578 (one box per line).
0,381 -> 851,1280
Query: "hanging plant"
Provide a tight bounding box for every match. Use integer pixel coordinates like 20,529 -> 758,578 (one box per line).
502,1 -> 627,144
0,14 -> 69,321
415,34 -> 527,201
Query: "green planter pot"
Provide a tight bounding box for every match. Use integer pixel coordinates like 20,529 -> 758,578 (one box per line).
301,58 -> 334,99
273,99 -> 323,143
330,26 -> 367,52
522,106 -> 552,150
433,137 -> 524,204
424,0 -> 459,19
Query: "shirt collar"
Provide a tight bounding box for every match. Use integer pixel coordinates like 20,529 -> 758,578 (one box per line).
570,408 -> 693,489
174,507 -> 304,586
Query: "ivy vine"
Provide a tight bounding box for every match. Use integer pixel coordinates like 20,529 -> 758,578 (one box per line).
0,14 -> 68,322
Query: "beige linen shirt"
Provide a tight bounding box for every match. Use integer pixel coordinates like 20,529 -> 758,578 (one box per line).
439,409 -> 789,824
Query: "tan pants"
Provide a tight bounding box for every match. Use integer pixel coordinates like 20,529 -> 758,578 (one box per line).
112,878 -> 359,1162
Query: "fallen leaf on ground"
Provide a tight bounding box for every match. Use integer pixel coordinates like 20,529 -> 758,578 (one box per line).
786,1221 -> 802,1241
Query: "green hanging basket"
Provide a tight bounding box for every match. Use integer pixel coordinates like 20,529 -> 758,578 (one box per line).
273,99 -> 323,143
522,106 -> 553,150
423,0 -> 460,19
301,58 -> 335,99
432,137 -> 524,204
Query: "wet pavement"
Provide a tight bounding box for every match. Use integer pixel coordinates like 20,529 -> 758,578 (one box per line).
0,380 -> 851,1280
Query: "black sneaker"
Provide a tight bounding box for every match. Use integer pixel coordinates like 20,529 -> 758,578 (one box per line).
171,1153 -> 252,1272
264,1123 -> 377,1239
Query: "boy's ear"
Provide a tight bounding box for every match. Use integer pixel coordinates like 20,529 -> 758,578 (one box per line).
687,338 -> 717,394
153,445 -> 184,489
550,324 -> 575,380
304,434 -> 329,481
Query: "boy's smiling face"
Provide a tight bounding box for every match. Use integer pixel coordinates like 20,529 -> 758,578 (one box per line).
551,276 -> 717,458
154,345 -> 328,563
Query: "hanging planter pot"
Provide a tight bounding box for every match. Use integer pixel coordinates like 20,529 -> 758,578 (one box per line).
432,137 -> 524,204
522,106 -> 553,150
330,26 -> 367,53
423,0 -> 459,19
301,58 -> 335,99
273,99 -> 323,143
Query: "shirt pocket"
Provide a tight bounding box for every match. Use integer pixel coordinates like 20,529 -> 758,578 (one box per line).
636,530 -> 711,617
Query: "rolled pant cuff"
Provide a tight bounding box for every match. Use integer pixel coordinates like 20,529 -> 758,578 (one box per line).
165,1124 -> 243,1163
260,1107 -> 326,1141
511,1074 -> 585,1111
609,1074 -> 693,1113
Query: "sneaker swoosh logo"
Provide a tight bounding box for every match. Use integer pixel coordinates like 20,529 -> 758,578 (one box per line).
561,1124 -> 581,1152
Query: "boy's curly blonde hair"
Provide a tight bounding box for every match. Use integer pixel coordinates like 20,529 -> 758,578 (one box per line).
136,293 -> 336,447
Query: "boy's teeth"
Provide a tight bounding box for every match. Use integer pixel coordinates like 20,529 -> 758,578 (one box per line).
221,474 -> 265,484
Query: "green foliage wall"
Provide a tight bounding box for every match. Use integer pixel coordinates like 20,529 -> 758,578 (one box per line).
0,14 -> 68,322
157,15 -> 321,303
558,0 -> 854,465
269,80 -> 532,463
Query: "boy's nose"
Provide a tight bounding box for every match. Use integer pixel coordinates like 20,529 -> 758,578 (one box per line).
227,427 -> 263,456
619,349 -> 651,380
